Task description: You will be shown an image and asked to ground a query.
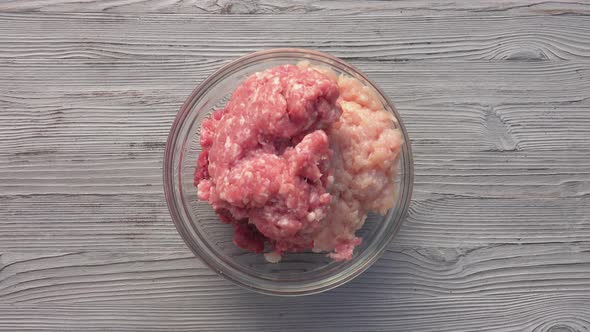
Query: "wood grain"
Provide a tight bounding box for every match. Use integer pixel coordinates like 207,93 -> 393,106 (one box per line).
1,5 -> 590,332
0,245 -> 590,330
0,295 -> 588,332
1,244 -> 590,302
0,13 -> 589,61
1,194 -> 589,250
0,0 -> 588,16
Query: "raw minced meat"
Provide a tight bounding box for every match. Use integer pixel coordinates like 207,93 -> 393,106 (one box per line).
194,62 -> 403,261
312,75 -> 403,261
195,64 -> 340,254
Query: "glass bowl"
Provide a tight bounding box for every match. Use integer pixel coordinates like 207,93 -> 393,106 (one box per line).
163,48 -> 413,296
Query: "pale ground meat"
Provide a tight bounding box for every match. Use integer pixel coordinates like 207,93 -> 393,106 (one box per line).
313,74 -> 403,261
195,62 -> 403,261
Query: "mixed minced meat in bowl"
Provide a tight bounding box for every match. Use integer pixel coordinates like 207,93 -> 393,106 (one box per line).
194,61 -> 403,262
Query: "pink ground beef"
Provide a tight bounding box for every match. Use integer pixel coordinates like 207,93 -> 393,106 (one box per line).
195,63 -> 403,261
195,64 -> 340,254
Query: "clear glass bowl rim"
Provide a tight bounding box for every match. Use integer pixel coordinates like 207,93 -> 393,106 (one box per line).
163,48 -> 414,296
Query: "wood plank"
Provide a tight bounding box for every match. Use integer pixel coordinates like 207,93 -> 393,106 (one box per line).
1,193 -> 588,251
0,13 -> 589,61
0,0 -> 588,16
0,245 -> 590,331
1,244 -> 590,304
0,194 -> 184,251
3,59 -> 589,106
0,189 -> 588,250
0,295 -> 589,331
0,294 -> 588,331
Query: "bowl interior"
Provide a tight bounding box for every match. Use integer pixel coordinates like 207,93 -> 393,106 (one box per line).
166,50 -> 412,295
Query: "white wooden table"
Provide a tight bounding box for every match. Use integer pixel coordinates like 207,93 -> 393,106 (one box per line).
1,1 -> 590,331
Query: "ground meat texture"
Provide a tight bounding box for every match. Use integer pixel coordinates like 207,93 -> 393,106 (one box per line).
313,75 -> 404,261
195,64 -> 341,255
195,63 -> 403,262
